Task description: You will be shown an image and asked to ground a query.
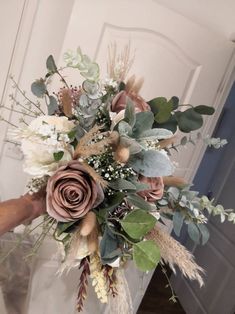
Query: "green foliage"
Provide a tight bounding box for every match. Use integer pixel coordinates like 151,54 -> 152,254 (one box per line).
124,100 -> 136,127
100,226 -> 123,264
194,105 -> 215,115
132,111 -> 154,137
48,95 -> 58,115
133,240 -> 160,271
173,211 -> 184,237
64,47 -> 100,82
31,79 -> 47,98
99,192 -> 125,213
46,55 -> 57,73
56,221 -> 77,237
109,178 -> 136,191
120,209 -> 156,239
138,128 -> 173,140
187,222 -> 200,244
53,151 -> 64,161
148,96 -> 214,133
128,149 -> 173,177
175,109 -> 203,133
126,194 -> 154,211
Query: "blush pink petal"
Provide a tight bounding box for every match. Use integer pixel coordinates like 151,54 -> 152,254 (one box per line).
46,160 -> 104,222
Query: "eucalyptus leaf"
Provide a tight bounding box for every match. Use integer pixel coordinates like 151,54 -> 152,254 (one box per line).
48,95 -> 58,115
197,223 -> 210,245
175,109 -> 203,133
46,55 -> 57,73
173,212 -> 185,236
126,194 -> 154,211
180,136 -> 188,146
188,222 -> 200,244
154,115 -> 178,133
194,105 -> 215,115
138,128 -> 173,140
109,178 -> 136,191
133,240 -> 161,271
120,209 -> 156,239
100,226 -> 123,264
128,150 -> 174,177
148,97 -> 167,115
31,79 -> 47,98
170,96 -> 179,110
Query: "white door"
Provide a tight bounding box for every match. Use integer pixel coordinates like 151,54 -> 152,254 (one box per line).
25,1 -> 235,314
0,0 -> 234,313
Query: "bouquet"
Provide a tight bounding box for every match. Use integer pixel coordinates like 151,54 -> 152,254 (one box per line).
1,44 -> 234,313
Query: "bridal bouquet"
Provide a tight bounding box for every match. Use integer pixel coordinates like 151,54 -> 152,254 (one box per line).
2,44 -> 235,312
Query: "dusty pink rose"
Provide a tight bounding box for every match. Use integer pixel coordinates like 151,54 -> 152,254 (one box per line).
46,161 -> 104,222
137,175 -> 164,203
111,91 -> 150,113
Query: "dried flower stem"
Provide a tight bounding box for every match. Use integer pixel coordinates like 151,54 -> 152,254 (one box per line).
25,218 -> 56,259
1,105 -> 36,118
11,77 -> 45,114
0,116 -> 18,128
160,264 -> 177,303
77,256 -> 90,312
0,215 -> 52,263
103,265 -> 118,298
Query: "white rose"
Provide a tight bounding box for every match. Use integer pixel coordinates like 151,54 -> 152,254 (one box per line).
29,115 -> 75,134
19,115 -> 75,177
22,139 -> 73,177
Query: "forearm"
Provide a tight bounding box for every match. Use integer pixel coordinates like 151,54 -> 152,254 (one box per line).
0,193 -> 45,237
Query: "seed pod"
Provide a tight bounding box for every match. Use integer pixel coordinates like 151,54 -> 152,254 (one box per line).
163,176 -> 187,187
87,226 -> 99,253
159,136 -> 176,149
109,131 -> 120,148
114,146 -> 130,164
80,211 -> 97,237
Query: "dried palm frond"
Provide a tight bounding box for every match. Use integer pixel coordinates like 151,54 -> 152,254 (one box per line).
107,42 -> 135,82
74,125 -> 115,160
81,162 -> 108,188
146,226 -> 204,286
125,74 -> 144,94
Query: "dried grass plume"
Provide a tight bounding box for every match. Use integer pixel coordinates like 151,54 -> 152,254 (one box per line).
146,226 -> 205,286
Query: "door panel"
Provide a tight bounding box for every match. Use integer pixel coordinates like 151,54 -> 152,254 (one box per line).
172,83 -> 235,314
60,0 -> 235,180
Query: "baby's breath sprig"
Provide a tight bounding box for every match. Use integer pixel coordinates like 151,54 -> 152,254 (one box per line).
87,151 -> 135,182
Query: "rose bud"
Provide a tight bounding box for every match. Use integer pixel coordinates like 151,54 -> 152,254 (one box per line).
137,175 -> 164,202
